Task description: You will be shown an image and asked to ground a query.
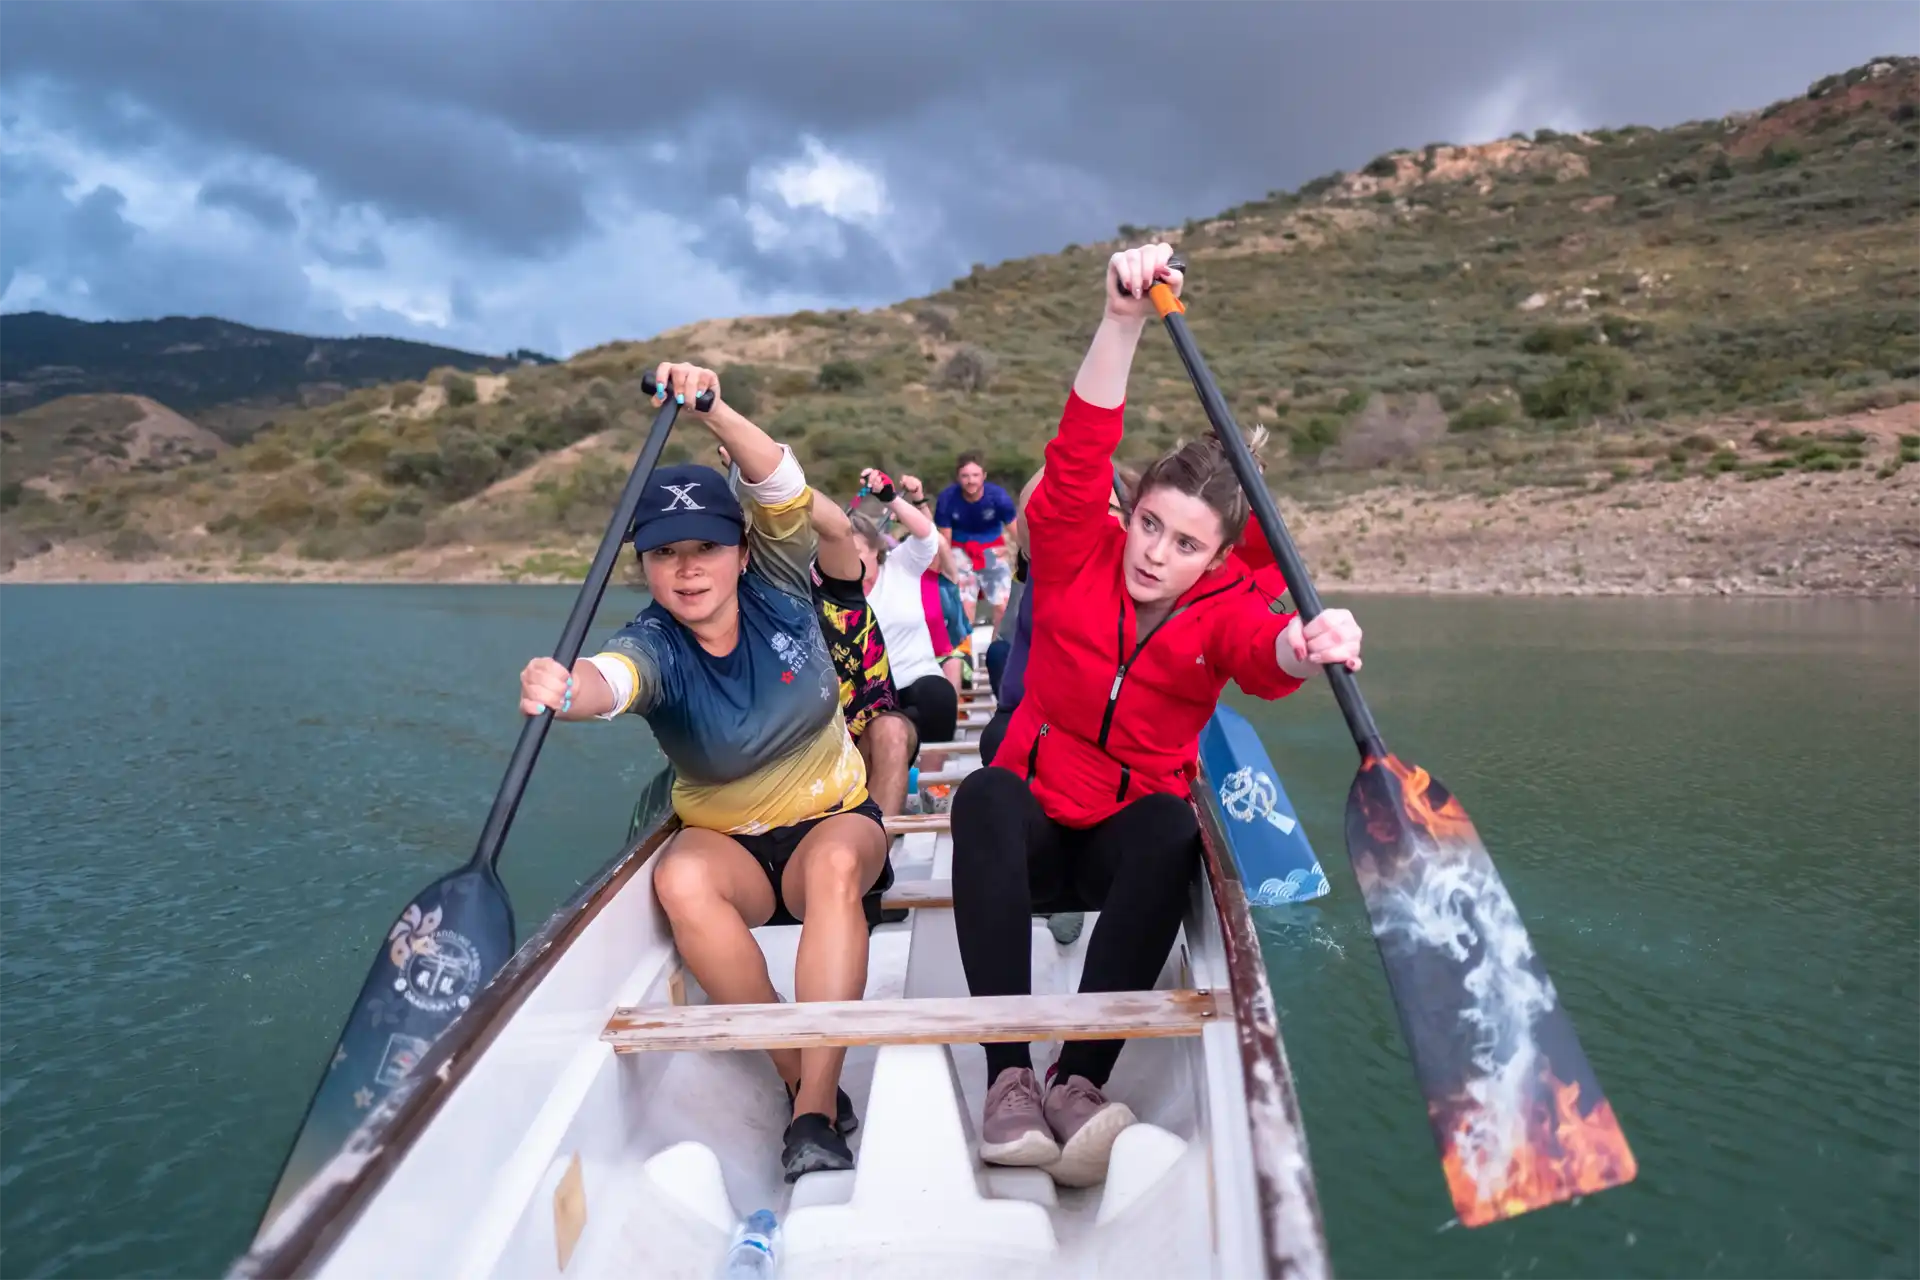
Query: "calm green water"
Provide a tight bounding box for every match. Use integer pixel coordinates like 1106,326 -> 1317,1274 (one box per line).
1,588 -> 1914,1279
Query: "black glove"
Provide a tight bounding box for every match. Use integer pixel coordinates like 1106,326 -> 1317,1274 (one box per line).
866,471 -> 897,504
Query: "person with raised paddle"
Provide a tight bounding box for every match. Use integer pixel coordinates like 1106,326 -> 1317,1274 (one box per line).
517,361 -> 889,1183
1139,255 -> 1638,1226
809,466 -> 922,817
844,469 -> 962,748
949,243 -> 1365,1188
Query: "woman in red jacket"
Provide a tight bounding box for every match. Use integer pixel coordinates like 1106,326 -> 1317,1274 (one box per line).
952,242 -> 1363,1187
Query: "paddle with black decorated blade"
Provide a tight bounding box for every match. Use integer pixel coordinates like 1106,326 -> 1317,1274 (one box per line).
1141,260 -> 1636,1226
254,373 -> 707,1236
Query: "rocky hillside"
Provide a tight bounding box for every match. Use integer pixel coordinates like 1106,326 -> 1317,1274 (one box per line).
0,312 -> 552,441
3,57 -> 1915,585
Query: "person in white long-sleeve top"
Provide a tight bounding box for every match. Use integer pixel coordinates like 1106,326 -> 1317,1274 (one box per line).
847,468 -> 960,745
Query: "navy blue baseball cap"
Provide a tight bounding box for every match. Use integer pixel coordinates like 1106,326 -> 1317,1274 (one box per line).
627,464 -> 745,552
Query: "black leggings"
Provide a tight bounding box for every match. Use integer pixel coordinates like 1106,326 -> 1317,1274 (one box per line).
896,673 -> 957,743
977,707 -> 1013,767
951,766 -> 1200,1087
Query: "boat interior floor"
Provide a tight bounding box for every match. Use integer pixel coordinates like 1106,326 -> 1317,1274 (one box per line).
588,911 -> 1214,1280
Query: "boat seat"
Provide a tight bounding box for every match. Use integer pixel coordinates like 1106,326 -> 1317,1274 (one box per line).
600,989 -> 1228,1052
779,1043 -> 1056,1278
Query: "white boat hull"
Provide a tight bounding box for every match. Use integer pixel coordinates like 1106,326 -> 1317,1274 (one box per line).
238,630 -> 1326,1280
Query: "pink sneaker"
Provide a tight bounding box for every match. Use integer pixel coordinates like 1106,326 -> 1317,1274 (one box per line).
1042,1069 -> 1137,1187
979,1067 -> 1060,1167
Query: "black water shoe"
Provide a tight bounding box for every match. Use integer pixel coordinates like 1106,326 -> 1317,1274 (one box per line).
781,1112 -> 854,1182
786,1082 -> 859,1134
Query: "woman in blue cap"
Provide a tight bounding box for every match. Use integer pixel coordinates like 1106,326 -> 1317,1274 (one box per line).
516,361 -> 887,1182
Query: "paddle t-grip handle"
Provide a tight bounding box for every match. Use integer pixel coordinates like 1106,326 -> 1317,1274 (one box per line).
1145,259 -> 1385,760
466,383 -> 687,875
640,371 -> 716,412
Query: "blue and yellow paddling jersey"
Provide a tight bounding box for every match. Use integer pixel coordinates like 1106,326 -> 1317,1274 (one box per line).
593,487 -> 868,835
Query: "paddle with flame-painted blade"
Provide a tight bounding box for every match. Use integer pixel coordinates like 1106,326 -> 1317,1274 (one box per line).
253,374 -> 705,1238
1142,259 -> 1636,1226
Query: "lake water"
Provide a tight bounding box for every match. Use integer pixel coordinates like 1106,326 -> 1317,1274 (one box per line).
1,587 -> 1914,1278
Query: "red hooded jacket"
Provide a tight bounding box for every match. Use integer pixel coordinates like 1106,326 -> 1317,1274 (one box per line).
993,392 -> 1303,828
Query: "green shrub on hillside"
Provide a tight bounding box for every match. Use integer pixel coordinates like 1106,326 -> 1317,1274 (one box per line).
334,428 -> 395,469
913,307 -> 957,339
1521,325 -> 1594,356
1522,350 -> 1629,422
366,513 -> 427,554
721,365 -> 764,418
436,427 -> 503,500
246,441 -> 296,472
444,373 -> 478,407
817,360 -> 866,392
1449,400 -> 1514,431
936,346 -> 996,394
249,484 -> 316,532
1289,415 -> 1343,461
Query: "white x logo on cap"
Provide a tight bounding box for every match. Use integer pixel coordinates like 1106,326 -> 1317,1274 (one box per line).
661,482 -> 704,512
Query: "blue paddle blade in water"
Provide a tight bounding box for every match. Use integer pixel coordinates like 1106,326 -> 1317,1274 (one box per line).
1199,704 -> 1330,906
257,864 -> 514,1233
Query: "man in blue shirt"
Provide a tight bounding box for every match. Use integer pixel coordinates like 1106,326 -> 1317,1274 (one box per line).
934,451 -> 1018,626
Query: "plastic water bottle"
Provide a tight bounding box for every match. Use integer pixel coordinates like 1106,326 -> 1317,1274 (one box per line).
907,765 -> 921,812
719,1209 -> 779,1278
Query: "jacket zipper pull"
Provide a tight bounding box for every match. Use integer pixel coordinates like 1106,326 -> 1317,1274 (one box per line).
1109,666 -> 1126,701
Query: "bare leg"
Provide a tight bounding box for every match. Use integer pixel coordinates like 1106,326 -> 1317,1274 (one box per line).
651,830 -> 798,1087
779,812 -> 889,1121
858,712 -> 917,817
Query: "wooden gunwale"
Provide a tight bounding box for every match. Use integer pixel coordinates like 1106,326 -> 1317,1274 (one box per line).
1191,775 -> 1330,1280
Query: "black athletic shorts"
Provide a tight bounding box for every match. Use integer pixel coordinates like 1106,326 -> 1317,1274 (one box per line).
733,797 -> 893,928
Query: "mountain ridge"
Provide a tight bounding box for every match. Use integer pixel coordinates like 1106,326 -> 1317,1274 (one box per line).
0,310 -> 554,441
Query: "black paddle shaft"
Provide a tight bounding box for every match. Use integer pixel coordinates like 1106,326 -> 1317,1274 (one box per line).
465,372 -> 706,874
1144,269 -> 1385,761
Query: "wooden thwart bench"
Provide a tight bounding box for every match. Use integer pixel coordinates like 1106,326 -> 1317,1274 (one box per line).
915,741 -> 982,759
602,988 -> 1228,1052
879,878 -> 952,910
884,813 -> 952,836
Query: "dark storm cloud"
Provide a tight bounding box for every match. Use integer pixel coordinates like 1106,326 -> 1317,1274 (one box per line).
308,235 -> 387,271
0,0 -> 1911,350
198,179 -> 296,232
69,185 -> 136,255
